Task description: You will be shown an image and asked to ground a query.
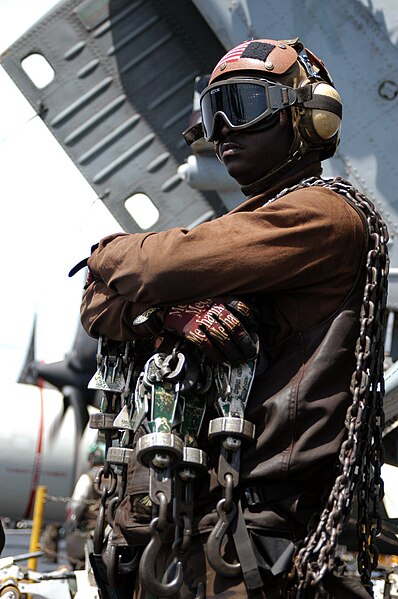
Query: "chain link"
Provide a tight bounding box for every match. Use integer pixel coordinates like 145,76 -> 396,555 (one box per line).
74,176 -> 388,593
46,494 -> 99,506
278,177 -> 389,594
40,542 -> 85,568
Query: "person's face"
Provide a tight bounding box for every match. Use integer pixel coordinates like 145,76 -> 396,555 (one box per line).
214,110 -> 294,186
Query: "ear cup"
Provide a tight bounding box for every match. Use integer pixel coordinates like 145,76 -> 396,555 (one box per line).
298,82 -> 342,144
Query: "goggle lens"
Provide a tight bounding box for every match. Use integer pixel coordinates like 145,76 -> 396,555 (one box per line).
200,79 -> 296,141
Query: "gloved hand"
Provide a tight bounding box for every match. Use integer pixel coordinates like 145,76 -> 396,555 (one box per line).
163,297 -> 259,364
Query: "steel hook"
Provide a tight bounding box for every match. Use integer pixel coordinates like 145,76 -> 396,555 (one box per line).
206,498 -> 241,578
139,516 -> 184,597
104,544 -> 139,587
194,581 -> 205,599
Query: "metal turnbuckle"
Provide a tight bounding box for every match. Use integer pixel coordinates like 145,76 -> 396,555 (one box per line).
208,416 -> 255,442
136,431 -> 184,469
88,336 -> 127,393
89,412 -> 118,431
106,446 -> 135,466
179,446 -> 208,478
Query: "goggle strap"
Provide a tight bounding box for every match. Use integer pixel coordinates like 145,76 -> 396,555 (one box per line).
303,95 -> 342,118
297,85 -> 343,119
183,122 -> 204,146
268,85 -> 297,110
296,87 -> 342,117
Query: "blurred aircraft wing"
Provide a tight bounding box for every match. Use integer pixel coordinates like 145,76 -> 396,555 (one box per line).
0,0 -> 227,233
192,0 -> 398,307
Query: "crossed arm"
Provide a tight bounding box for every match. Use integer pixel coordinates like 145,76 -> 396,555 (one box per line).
80,187 -> 362,361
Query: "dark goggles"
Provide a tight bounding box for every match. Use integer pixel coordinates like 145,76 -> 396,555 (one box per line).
200,78 -> 297,142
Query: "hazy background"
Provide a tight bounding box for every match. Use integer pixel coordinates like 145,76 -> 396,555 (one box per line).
0,0 -> 120,383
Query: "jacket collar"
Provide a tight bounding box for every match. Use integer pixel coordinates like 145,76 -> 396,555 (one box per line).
229,162 -> 323,214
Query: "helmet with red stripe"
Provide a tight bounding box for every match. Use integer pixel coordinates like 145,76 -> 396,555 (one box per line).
200,38 -> 342,161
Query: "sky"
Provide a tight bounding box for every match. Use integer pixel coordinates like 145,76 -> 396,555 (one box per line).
0,0 -> 121,382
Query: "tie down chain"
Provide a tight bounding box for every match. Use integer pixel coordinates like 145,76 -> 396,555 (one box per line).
88,335 -> 257,595
277,177 -> 389,596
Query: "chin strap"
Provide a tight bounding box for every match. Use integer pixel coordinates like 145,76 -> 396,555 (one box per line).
240,147 -> 303,197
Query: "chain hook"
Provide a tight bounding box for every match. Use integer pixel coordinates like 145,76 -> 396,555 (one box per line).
104,543 -> 139,588
206,474 -> 241,578
139,492 -> 184,596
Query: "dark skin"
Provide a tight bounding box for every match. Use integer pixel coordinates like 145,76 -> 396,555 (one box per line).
214,110 -> 294,186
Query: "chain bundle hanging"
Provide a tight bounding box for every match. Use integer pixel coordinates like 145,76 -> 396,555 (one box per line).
278,176 -> 390,594
84,175 -> 388,597
87,332 -> 258,595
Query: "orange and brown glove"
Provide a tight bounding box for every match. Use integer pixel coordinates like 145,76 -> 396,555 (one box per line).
163,297 -> 259,364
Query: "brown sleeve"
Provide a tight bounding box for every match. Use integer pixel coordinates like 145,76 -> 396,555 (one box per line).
86,187 -> 365,308
80,279 -> 150,339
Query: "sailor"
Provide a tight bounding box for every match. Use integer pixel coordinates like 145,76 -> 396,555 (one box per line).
80,38 -> 388,598
64,440 -> 105,568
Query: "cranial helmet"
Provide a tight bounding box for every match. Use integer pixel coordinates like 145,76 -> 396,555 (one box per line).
186,38 -> 342,164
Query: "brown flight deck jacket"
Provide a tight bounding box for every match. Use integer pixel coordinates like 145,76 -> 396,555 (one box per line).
81,162 -> 367,539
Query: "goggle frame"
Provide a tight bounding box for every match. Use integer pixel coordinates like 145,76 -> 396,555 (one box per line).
200,77 -> 297,142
